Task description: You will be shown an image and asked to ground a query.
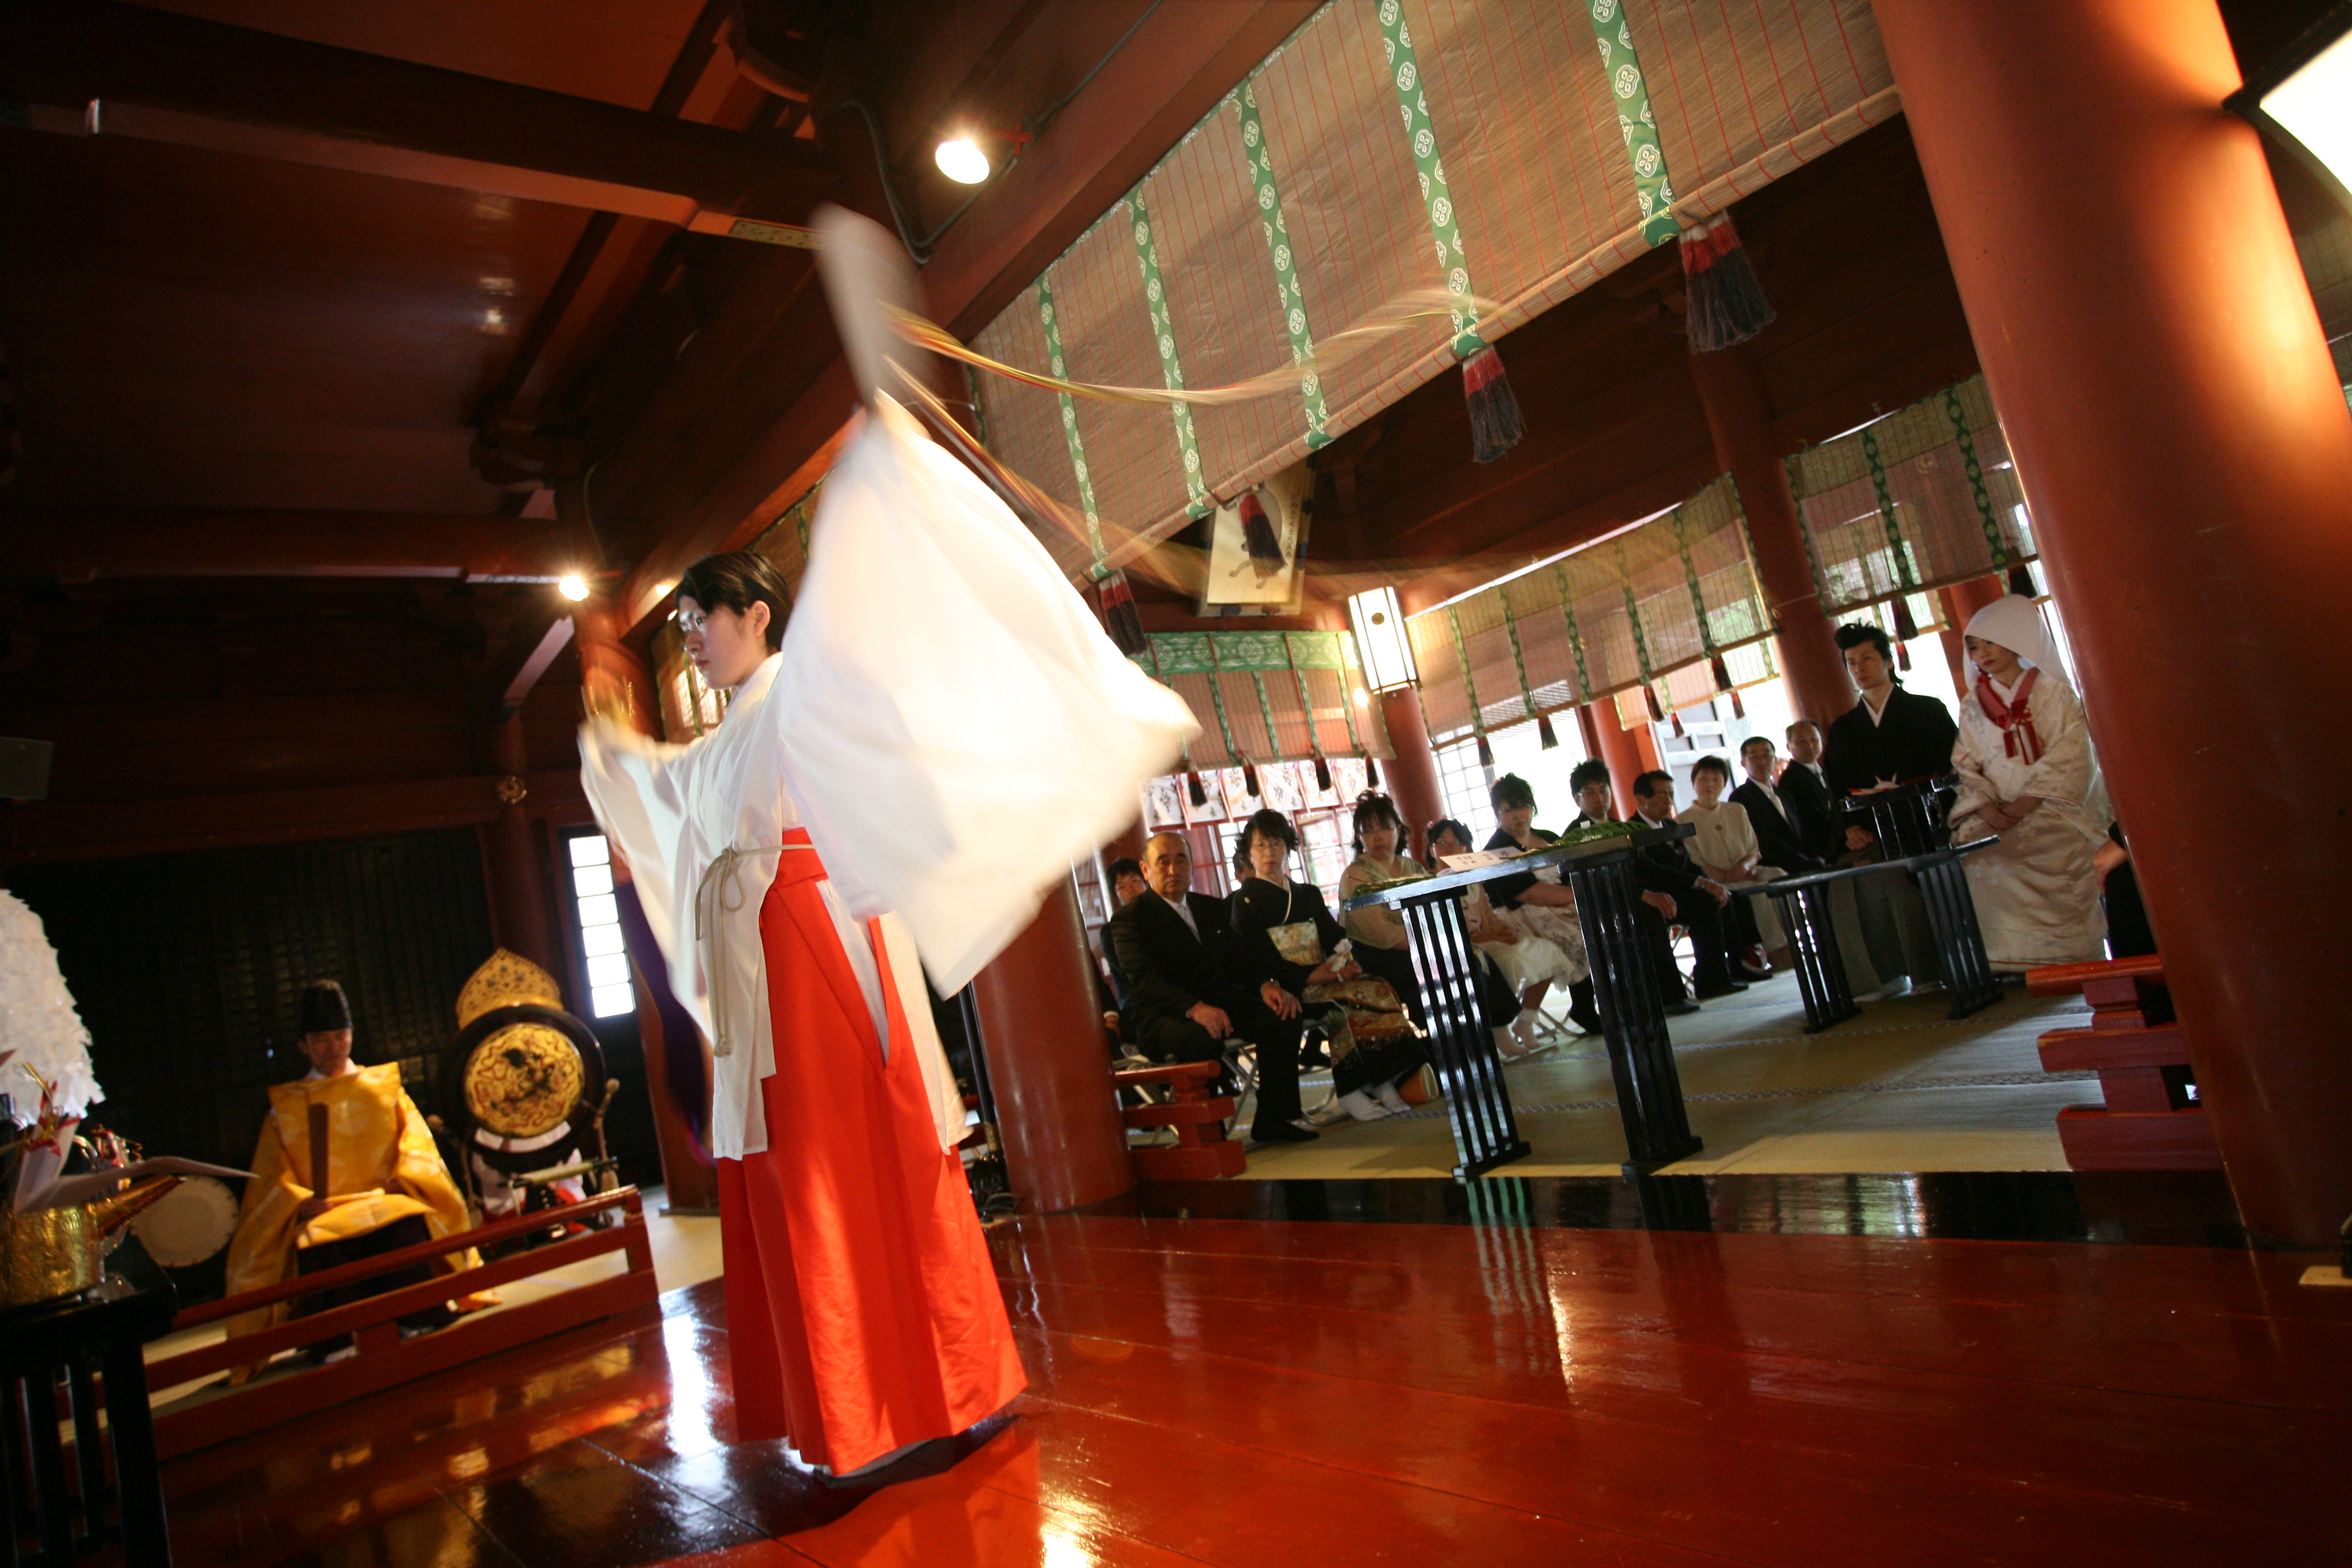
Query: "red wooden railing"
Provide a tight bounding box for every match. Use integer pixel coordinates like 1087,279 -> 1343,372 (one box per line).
148,1186 -> 661,1459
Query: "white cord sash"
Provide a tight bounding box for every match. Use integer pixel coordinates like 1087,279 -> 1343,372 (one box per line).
694,842 -> 814,1058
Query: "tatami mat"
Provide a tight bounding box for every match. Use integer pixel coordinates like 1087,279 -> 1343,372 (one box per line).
1237,972 -> 2094,1179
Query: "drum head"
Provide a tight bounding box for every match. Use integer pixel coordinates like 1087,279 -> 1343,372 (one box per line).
132,1175 -> 238,1268
462,1021 -> 586,1139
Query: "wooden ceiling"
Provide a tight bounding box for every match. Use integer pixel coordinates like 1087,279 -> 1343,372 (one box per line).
0,0 -> 2339,854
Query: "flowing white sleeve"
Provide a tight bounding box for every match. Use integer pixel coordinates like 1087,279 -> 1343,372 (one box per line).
578,719 -> 706,1034
1948,700 -> 1998,824
772,398 -> 1198,993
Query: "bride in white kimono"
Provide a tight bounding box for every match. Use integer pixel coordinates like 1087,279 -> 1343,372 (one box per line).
1950,594 -> 2113,970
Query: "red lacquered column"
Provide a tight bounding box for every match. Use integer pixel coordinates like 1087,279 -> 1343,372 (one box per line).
1875,0 -> 2352,1242
969,878 -> 1133,1212
1377,688 -> 1448,860
1587,700 -> 1647,821
1688,344 -> 1852,724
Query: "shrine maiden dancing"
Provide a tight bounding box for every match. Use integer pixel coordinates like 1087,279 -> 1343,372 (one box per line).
1950,595 -> 2113,969
579,211 -> 1193,1479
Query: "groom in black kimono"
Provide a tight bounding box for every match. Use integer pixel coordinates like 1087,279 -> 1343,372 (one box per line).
1819,621 -> 1959,992
1821,622 -> 1959,853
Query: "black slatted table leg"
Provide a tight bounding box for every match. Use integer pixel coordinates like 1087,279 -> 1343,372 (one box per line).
67,1357 -> 106,1555
1914,855 -> 2001,1019
1399,890 -> 1529,1178
1567,858 -> 1702,1174
24,1370 -> 72,1567
98,1340 -> 169,1567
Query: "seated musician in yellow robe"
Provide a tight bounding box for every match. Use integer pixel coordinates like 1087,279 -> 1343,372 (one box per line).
222,980 -> 487,1367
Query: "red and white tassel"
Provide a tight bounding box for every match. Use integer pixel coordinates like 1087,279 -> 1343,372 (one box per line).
1730,686 -> 1746,720
1364,755 -> 1382,788
1242,761 -> 1260,799
1680,214 -> 1777,354
1313,754 -> 1333,793
1643,684 -> 1664,724
1186,771 -> 1208,808
1097,570 -> 1147,658
1709,653 -> 1733,693
1891,595 -> 1920,642
2007,563 -> 2037,598
1461,346 -> 1524,464
1475,732 -> 1495,768
1895,640 -> 1913,673
1537,712 -> 1559,750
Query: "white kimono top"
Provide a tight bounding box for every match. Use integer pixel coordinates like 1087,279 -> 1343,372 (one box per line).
580,395 -> 1195,1159
1951,668 -> 2112,846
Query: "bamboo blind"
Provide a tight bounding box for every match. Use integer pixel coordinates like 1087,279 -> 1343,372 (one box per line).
1785,375 -> 2038,614
1137,628 -> 1392,767
970,0 -> 1898,561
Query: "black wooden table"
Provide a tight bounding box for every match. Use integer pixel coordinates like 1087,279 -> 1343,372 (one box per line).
1835,773 -> 1955,858
1763,839 -> 2003,1030
1,1278 -> 177,1566
1346,823 -> 1704,1178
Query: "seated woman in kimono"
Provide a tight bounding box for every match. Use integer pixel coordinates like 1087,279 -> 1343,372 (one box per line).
1951,595 -> 2113,970
1230,808 -> 1425,1123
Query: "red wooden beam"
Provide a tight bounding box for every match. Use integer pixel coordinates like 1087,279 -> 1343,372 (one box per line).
1,0 -> 835,234
3,507 -> 596,583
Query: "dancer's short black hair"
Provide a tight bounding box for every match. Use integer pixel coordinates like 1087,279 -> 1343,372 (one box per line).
1569,759 -> 1611,795
1489,773 -> 1536,812
677,551 -> 792,650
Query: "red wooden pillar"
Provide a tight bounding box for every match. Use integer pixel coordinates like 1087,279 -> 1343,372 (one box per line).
1101,815 -> 1147,873
1688,344 -> 1852,724
1937,574 -> 2010,693
572,592 -> 720,1213
969,879 -> 1133,1212
1875,0 -> 2352,1243
1586,699 -> 1645,820
1376,688 -> 1447,860
484,715 -> 561,978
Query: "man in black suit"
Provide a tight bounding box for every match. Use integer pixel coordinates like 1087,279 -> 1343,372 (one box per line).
1107,832 -> 1315,1144
1732,736 -> 1825,876
1774,719 -> 1844,865
1631,771 -> 1773,1003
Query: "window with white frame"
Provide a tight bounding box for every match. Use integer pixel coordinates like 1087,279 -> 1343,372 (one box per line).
566,833 -> 636,1018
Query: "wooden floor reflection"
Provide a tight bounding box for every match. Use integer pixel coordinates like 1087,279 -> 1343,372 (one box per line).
141,1209 -> 2350,1566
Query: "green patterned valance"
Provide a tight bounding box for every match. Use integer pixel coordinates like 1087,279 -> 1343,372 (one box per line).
1136,629 -> 1388,765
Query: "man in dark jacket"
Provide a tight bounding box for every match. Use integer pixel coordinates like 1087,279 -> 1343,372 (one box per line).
1732,736 -> 1825,875
1775,719 -> 1844,864
1632,771 -> 1773,1002
1107,833 -> 1314,1143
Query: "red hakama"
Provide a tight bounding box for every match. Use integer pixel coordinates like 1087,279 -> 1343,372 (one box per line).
715,836 -> 1025,1472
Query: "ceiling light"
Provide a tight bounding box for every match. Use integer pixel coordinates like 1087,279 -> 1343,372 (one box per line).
934,135 -> 990,185
2231,9 -> 2352,209
1346,587 -> 1420,694
558,573 -> 590,601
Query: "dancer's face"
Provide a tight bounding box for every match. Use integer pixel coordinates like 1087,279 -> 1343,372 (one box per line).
677,594 -> 771,691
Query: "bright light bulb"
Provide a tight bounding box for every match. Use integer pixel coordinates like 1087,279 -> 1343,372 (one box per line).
558,573 -> 590,601
935,135 -> 990,185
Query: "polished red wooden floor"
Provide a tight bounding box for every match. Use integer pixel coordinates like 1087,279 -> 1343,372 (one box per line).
138,1212 -> 2349,1566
